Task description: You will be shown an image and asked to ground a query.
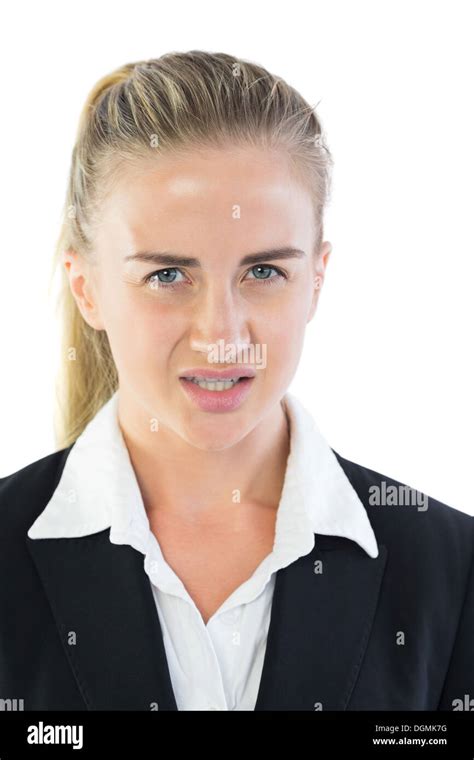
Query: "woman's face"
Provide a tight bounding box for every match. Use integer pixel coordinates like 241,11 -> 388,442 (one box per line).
65,145 -> 331,449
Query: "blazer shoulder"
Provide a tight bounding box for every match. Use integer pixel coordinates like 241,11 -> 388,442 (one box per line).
333,448 -> 472,522
332,448 -> 474,563
0,445 -> 74,539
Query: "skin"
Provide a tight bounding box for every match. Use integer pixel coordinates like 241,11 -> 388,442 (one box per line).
63,144 -> 331,620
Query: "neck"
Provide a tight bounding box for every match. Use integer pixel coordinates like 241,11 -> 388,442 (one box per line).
117,393 -> 291,526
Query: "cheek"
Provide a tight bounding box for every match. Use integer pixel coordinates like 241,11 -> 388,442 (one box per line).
263,290 -> 310,340
256,297 -> 309,376
102,290 -> 182,373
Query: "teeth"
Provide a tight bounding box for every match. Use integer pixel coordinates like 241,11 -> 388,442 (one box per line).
186,377 -> 241,391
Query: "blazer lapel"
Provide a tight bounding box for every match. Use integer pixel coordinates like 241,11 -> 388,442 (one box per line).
254,535 -> 388,710
27,529 -> 387,712
26,529 -> 178,710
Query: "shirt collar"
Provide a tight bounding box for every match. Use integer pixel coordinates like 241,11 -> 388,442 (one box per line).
27,391 -> 379,567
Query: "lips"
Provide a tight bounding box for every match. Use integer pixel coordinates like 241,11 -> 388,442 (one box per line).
179,374 -> 255,412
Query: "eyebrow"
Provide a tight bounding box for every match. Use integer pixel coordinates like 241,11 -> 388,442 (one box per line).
124,246 -> 306,268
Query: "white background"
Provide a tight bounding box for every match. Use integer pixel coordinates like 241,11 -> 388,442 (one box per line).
0,0 -> 472,515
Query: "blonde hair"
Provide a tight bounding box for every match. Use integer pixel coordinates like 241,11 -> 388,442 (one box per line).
51,50 -> 334,450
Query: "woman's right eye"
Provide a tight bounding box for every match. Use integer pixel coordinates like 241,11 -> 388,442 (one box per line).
143,268 -> 186,289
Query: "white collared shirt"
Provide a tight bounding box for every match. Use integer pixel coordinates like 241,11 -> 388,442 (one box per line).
27,390 -> 379,711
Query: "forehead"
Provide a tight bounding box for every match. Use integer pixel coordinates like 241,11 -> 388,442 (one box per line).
96,146 -> 316,254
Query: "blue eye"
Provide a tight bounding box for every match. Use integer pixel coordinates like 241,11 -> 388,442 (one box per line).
143,264 -> 287,290
144,268 -> 185,289
246,265 -> 286,283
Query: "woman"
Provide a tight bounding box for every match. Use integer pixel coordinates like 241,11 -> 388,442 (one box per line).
0,51 -> 472,712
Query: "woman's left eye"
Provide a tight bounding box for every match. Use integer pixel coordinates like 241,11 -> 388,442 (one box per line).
143,264 -> 287,290
245,265 -> 287,284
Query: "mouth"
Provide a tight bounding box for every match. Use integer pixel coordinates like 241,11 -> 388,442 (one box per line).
180,376 -> 249,391
178,375 -> 255,412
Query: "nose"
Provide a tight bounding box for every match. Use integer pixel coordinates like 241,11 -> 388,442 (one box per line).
189,281 -> 251,355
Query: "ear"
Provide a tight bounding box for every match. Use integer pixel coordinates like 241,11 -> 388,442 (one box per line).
62,248 -> 105,331
307,241 -> 332,323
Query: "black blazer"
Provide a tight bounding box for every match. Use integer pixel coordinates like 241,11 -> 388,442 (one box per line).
0,444 -> 473,711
